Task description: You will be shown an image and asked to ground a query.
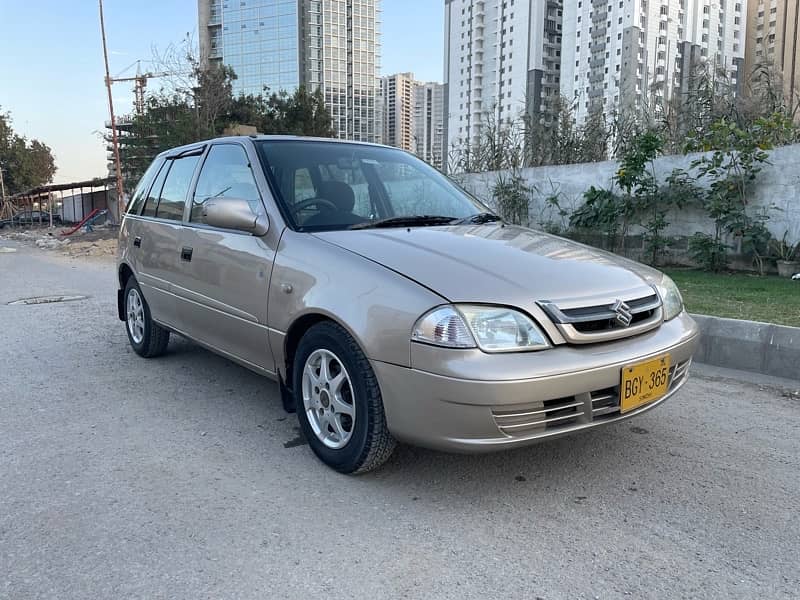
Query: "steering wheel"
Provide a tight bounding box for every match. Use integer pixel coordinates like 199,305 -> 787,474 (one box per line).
291,197 -> 338,215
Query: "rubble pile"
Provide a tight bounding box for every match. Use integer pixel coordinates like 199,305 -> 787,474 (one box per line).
63,239 -> 117,258
0,227 -> 117,259
36,236 -> 71,250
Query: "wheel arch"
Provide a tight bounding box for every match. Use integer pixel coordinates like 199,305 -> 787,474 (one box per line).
282,311 -> 362,391
117,263 -> 136,321
118,262 -> 135,289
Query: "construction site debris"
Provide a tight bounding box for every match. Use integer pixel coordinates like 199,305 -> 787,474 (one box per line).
0,227 -> 117,259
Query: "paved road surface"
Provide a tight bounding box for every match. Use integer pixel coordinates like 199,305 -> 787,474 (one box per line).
1,239 -> 799,599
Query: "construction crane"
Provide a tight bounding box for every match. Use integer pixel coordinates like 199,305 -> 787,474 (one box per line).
109,61 -> 169,115
99,0 -> 173,212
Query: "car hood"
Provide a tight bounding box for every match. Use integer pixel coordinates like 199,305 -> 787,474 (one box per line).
314,224 -> 663,305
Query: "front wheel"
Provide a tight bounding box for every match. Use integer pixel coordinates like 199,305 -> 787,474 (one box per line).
293,322 -> 396,474
124,277 -> 170,358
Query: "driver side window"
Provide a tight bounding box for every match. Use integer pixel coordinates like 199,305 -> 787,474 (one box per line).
191,144 -> 261,225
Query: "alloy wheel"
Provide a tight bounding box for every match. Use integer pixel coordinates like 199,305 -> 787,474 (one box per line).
301,349 -> 356,449
126,288 -> 145,344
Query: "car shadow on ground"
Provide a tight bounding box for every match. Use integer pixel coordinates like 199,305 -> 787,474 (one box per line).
154,334 -> 665,500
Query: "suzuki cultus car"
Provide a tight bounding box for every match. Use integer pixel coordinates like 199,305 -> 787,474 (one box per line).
117,136 -> 698,473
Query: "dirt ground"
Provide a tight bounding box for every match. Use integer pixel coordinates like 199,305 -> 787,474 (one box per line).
0,223 -> 118,260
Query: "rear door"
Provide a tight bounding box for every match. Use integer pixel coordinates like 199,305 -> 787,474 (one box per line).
131,152 -> 201,327
171,142 -> 277,372
119,156 -> 163,290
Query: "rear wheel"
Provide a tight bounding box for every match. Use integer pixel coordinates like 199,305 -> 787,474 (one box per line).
124,277 -> 170,358
293,322 -> 395,474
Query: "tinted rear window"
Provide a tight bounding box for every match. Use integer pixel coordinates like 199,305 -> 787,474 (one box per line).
127,158 -> 165,215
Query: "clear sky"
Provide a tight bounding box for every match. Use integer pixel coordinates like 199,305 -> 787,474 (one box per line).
0,0 -> 444,184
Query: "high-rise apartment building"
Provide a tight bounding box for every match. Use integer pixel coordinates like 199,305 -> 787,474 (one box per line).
379,74 -> 446,169
443,0 -> 563,161
413,82 -> 446,170
198,0 -> 381,142
745,0 -> 800,109
561,1 -> 746,125
380,73 -> 416,151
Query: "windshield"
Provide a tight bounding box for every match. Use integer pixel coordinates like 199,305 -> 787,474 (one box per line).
255,140 -> 490,231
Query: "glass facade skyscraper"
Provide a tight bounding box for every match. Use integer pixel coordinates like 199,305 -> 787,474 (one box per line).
199,0 -> 381,142
200,0 -> 300,95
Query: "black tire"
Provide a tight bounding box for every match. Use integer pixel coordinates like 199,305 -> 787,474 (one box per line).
123,277 -> 170,358
293,322 -> 396,474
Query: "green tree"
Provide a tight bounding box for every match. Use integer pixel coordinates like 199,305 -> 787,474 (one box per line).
118,59 -> 241,182
570,131 -> 665,256
231,86 -> 335,137
685,116 -> 775,272
569,186 -> 626,250
0,108 -> 57,196
570,130 -> 693,264
273,86 -> 335,137
614,131 -> 664,261
119,61 -> 335,183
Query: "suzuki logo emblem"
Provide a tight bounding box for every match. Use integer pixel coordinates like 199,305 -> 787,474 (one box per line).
612,299 -> 633,327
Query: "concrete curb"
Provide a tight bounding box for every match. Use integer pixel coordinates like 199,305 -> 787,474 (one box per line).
691,314 -> 800,381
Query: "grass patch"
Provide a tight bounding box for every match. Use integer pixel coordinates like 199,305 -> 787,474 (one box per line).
664,269 -> 800,327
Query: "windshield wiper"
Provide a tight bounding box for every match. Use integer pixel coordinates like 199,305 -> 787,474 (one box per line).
349,215 -> 457,230
450,212 -> 503,225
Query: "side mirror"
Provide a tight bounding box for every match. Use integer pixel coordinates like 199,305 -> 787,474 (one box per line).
202,199 -> 269,236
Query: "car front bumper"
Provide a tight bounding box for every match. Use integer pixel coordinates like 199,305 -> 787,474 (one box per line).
372,312 -> 699,452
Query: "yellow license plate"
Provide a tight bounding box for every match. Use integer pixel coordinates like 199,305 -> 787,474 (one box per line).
620,354 -> 671,414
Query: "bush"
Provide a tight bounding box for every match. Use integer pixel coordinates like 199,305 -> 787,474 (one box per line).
569,186 -> 625,250
492,172 -> 531,226
689,233 -> 729,272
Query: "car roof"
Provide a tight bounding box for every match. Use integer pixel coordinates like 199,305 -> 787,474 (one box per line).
156,135 -> 391,160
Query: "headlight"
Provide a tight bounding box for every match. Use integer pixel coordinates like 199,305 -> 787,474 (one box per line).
412,305 -> 550,352
459,305 -> 551,352
655,275 -> 683,321
412,306 -> 476,348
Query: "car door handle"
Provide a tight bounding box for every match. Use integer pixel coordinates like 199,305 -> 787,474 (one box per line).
181,246 -> 193,262
133,236 -> 141,248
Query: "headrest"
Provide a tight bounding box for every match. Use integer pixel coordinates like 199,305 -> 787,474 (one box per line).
317,180 -> 355,213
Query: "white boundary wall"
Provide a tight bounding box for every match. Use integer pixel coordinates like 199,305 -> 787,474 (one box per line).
453,144 -> 800,244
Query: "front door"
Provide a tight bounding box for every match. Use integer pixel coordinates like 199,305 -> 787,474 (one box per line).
171,143 -> 276,373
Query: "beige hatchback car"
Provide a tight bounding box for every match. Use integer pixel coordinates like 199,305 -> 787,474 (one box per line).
117,136 -> 699,473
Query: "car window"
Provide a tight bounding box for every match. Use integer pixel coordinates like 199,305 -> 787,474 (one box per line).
191,144 -> 261,224
128,158 -> 165,215
257,141 -> 486,231
283,161 -> 375,227
318,162 -> 373,218
294,168 -> 316,202
155,155 -> 200,221
371,162 -> 465,217
141,161 -> 171,218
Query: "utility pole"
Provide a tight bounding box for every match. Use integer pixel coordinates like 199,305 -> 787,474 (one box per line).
99,0 -> 125,219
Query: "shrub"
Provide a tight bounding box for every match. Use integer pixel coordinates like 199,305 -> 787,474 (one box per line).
689,233 -> 729,272
492,171 -> 531,226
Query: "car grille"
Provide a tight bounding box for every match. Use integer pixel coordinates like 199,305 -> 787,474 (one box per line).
538,286 -> 663,344
491,359 -> 691,437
